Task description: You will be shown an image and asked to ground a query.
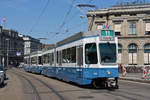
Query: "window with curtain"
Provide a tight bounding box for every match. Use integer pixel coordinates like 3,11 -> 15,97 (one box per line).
144,44 -> 150,64
128,44 -> 137,64
129,22 -> 136,35
118,44 -> 122,64
115,23 -> 121,36
145,23 -> 150,35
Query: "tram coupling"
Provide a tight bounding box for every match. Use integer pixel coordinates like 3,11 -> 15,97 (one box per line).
106,77 -> 119,89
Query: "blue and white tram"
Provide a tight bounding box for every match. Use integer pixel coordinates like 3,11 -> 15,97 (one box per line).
44,30 -> 118,88
42,48 -> 55,76
25,30 -> 119,88
24,51 -> 43,74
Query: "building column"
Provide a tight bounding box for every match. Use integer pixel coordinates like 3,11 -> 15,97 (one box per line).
137,19 -> 144,36
122,19 -> 128,36
122,49 -> 129,65
137,49 -> 144,65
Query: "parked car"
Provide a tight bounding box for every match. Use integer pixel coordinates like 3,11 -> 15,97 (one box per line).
0,65 -> 6,80
0,68 -> 5,86
18,63 -> 25,68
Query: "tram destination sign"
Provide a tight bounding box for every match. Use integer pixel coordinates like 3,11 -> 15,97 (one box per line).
99,30 -> 115,41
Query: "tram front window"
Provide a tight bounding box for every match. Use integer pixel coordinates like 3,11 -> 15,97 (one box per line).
85,43 -> 98,64
99,43 -> 117,64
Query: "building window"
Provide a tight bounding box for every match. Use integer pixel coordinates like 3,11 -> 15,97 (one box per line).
145,23 -> 150,35
115,14 -> 121,17
144,44 -> 150,65
98,15 -> 103,18
130,14 -> 137,16
114,23 -> 121,36
97,24 -> 103,30
118,44 -> 122,64
129,22 -> 136,35
128,44 -> 137,64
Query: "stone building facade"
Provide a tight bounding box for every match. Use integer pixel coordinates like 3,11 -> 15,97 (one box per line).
22,35 -> 42,56
22,35 -> 42,64
0,26 -> 24,66
87,4 -> 150,66
0,26 -> 3,65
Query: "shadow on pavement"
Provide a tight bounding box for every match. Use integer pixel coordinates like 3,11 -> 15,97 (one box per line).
0,83 -> 7,88
5,77 -> 9,81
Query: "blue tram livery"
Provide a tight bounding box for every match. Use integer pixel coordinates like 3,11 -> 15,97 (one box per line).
24,30 -> 119,88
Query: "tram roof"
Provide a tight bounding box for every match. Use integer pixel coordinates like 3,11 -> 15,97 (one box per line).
56,31 -> 99,47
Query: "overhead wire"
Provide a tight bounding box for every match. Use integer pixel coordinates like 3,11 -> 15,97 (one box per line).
56,0 -> 76,35
49,0 -> 97,42
64,21 -> 87,38
57,0 -> 90,36
29,0 -> 51,34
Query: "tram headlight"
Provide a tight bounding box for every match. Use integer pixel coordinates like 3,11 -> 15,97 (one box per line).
107,71 -> 111,75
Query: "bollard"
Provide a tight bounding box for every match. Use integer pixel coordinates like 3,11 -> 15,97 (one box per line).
143,67 -> 147,79
122,66 -> 127,77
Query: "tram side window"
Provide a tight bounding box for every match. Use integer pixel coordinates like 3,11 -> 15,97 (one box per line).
71,47 -> 76,63
57,51 -> 59,64
52,53 -> 54,64
50,53 -> 54,65
62,49 -> 67,63
58,51 -> 62,65
48,53 -> 50,64
57,51 -> 62,65
62,46 -> 76,63
31,57 -> 37,64
77,46 -> 83,66
85,43 -> 98,64
38,56 -> 42,64
45,54 -> 49,64
42,55 -> 44,64
31,58 -> 33,64
43,54 -> 47,64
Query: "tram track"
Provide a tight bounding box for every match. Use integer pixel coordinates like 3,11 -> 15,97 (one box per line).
9,71 -> 41,100
91,84 -> 150,100
10,68 -> 150,100
10,69 -> 65,100
14,69 -> 136,100
16,69 -> 135,100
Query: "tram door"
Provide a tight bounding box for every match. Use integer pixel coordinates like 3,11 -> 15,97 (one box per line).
77,45 -> 83,78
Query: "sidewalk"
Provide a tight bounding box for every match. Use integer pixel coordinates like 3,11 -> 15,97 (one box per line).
119,73 -> 150,83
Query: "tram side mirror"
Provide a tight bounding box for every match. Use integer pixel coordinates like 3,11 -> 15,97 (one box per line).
107,42 -> 110,46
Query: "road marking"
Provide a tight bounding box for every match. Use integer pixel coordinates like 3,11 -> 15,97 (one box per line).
119,80 -> 150,86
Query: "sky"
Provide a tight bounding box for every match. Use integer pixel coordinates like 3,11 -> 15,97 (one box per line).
0,0 -> 150,44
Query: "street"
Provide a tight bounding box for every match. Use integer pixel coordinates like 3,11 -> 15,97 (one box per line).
0,68 -> 150,100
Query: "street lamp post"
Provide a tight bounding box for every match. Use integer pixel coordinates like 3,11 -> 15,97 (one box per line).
6,38 -> 9,67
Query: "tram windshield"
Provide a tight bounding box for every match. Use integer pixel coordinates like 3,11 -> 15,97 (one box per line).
99,43 -> 117,64
85,43 -> 98,64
